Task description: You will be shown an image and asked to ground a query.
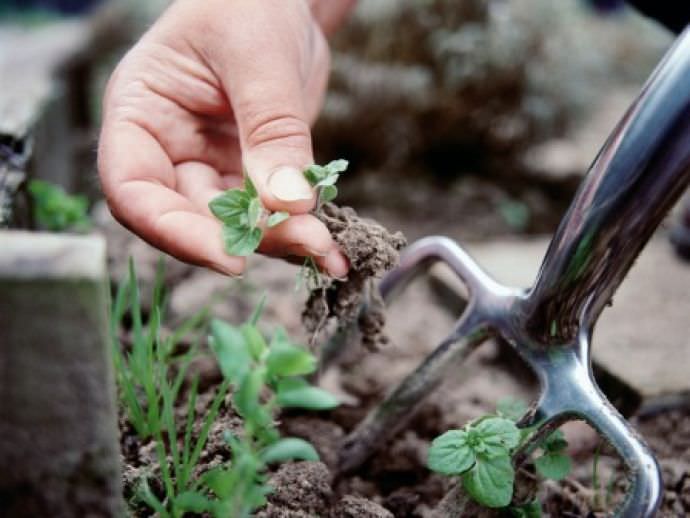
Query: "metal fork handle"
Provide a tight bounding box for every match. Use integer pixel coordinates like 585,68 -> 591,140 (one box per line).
379,235 -> 502,301
524,28 -> 690,343
522,325 -> 662,517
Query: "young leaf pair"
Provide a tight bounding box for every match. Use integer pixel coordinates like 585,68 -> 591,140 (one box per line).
428,397 -> 572,511
209,176 -> 288,256
428,416 -> 520,508
209,160 -> 348,257
303,158 -> 348,208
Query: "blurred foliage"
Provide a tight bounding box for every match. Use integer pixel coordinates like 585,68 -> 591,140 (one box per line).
29,179 -> 91,232
314,0 -> 670,181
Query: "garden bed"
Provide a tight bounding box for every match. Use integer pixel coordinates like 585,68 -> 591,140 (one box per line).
104,200 -> 690,517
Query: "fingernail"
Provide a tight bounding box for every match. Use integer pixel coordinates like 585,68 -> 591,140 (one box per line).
211,262 -> 244,278
325,249 -> 349,278
268,167 -> 313,201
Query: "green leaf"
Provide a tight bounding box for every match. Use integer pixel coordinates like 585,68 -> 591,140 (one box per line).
250,294 -> 267,326
534,452 -> 571,480
510,501 -> 542,518
209,320 -> 251,383
267,211 -> 290,228
234,367 -> 266,417
428,429 -> 475,475
247,197 -> 263,228
241,323 -> 267,361
276,381 -> 339,410
266,328 -> 316,377
261,437 -> 320,463
209,189 -> 251,222
316,174 -> 339,187
222,223 -> 263,256
175,491 -> 213,513
541,430 -> 568,453
135,478 -> 168,516
28,179 -> 91,232
320,184 -> 337,203
497,397 -> 528,422
462,453 -> 515,508
275,376 -> 309,391
303,164 -> 326,186
474,417 -> 521,453
244,175 -> 258,197
324,159 -> 348,175
203,465 -> 237,500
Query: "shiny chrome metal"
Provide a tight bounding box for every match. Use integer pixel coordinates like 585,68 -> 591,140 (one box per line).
337,25 -> 690,518
524,29 -> 690,344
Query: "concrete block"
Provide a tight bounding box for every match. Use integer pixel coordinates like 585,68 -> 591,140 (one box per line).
0,230 -> 122,516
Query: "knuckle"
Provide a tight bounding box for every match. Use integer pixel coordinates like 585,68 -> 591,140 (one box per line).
243,109 -> 311,151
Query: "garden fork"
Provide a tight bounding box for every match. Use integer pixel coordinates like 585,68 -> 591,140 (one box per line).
334,27 -> 690,517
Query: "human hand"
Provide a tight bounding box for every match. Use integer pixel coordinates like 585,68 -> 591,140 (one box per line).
98,0 -> 355,277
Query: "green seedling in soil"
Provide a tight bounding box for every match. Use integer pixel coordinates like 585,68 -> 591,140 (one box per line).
590,440 -> 618,513
428,397 -> 572,512
111,259 -> 229,517
28,179 -> 91,232
209,160 -> 348,257
172,306 -> 339,517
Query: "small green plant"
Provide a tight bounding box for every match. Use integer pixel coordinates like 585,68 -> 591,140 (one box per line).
112,259 -> 338,517
28,179 -> 91,232
172,302 -> 339,517
303,159 -> 348,208
428,398 -> 572,511
111,259 -> 229,517
428,416 -> 520,508
209,160 -> 348,257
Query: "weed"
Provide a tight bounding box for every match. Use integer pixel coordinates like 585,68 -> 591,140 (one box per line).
209,160 -> 348,257
303,159 -> 348,209
28,179 -> 90,232
111,259 -> 226,517
172,299 -> 339,517
112,260 -> 338,517
428,397 -> 572,512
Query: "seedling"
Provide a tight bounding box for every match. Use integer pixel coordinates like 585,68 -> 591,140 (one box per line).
111,259 -> 229,517
173,304 -> 339,517
209,160 -> 348,257
208,176 -> 287,256
428,398 -> 572,511
303,158 -> 348,209
112,261 -> 338,518
28,179 -> 91,232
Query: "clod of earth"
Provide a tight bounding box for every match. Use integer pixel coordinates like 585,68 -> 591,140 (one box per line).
302,203 -> 406,350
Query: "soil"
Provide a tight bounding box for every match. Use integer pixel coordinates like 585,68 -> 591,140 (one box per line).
103,179 -> 690,518
303,203 -> 406,350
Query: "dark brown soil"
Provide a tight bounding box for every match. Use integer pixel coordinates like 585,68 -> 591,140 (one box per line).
331,495 -> 394,517
257,461 -> 333,517
303,203 -> 406,350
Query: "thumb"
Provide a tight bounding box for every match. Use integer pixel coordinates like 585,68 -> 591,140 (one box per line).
212,1 -> 326,214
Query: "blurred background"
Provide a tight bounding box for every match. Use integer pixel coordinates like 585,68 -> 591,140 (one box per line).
0,0 -> 674,241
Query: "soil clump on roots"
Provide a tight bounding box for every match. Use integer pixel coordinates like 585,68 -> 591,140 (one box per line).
302,203 -> 406,350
